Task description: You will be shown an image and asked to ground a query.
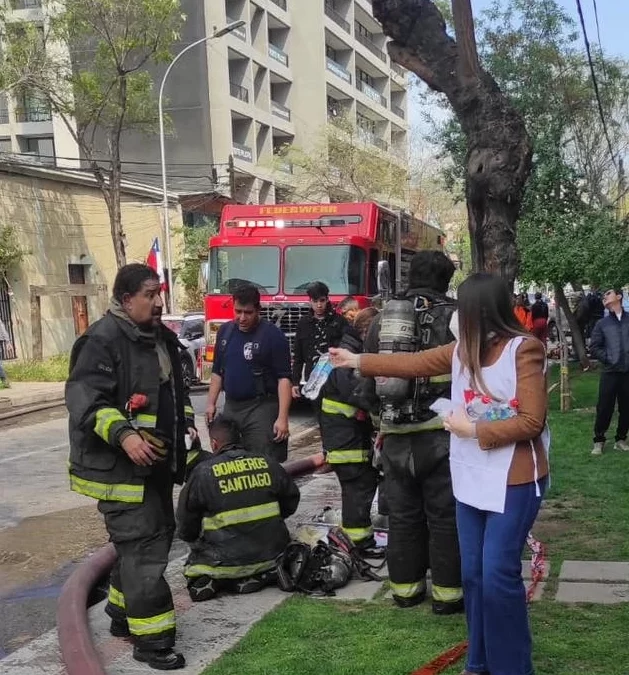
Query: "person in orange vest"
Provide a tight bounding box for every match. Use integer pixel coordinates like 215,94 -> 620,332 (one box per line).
514,294 -> 533,332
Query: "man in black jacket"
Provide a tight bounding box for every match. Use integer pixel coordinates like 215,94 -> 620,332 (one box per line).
291,281 -> 349,402
590,288 -> 629,455
65,264 -> 197,671
177,416 -> 300,600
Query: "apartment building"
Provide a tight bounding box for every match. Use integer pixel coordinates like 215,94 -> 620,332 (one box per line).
121,0 -> 409,204
0,0 -> 80,168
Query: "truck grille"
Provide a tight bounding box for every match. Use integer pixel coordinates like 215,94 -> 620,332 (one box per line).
260,303 -> 310,354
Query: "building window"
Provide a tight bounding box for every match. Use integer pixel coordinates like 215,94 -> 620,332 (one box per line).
355,22 -> 374,42
0,138 -> 11,153
326,45 -> 337,61
357,113 -> 376,135
357,69 -> 375,88
20,136 -> 55,165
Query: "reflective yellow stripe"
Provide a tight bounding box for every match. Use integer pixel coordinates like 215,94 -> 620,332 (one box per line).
186,450 -> 200,466
380,418 -> 445,434
432,584 -> 463,602
107,585 -> 125,609
70,474 -> 144,503
344,526 -> 373,542
327,449 -> 369,464
321,398 -> 359,418
127,610 -> 175,637
202,501 -> 280,531
184,405 -> 195,417
430,374 -> 452,383
135,413 -> 157,429
184,559 -> 276,579
94,407 -> 127,443
390,579 -> 427,599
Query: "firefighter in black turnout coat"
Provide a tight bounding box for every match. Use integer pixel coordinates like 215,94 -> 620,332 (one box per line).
177,416 -> 300,600
320,308 -> 380,550
65,264 -> 197,671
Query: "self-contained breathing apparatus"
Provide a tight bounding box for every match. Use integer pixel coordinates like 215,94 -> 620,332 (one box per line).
375,293 -> 456,427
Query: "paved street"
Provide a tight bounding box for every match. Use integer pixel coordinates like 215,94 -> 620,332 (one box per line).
0,391 -> 317,660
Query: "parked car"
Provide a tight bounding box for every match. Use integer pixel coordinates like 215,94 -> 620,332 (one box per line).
162,312 -> 205,387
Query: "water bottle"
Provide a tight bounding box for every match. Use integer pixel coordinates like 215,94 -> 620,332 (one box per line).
302,353 -> 334,400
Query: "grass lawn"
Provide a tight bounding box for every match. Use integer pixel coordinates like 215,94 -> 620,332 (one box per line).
4,353 -> 69,382
204,367 -> 629,675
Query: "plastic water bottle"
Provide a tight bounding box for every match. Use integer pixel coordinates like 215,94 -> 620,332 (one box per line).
302,353 -> 334,400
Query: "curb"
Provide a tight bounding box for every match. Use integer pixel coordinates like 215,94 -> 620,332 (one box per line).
0,398 -> 65,422
56,451 -> 325,675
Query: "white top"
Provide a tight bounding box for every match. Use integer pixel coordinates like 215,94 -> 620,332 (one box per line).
450,337 -> 550,513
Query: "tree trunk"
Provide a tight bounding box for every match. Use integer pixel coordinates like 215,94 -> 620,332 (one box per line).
554,284 -> 590,370
373,0 -> 532,286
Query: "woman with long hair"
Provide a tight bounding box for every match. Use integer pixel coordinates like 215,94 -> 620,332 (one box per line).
330,273 -> 549,675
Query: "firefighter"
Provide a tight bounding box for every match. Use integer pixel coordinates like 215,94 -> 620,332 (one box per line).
362,251 -> 463,614
319,308 -> 380,551
177,415 -> 300,600
65,264 -> 197,670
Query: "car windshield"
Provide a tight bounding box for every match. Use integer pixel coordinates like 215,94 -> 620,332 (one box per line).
162,319 -> 183,335
208,246 -> 280,295
284,245 -> 366,296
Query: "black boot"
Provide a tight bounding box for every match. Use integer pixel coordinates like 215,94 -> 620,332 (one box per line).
187,575 -> 219,602
392,588 -> 427,608
432,598 -> 465,615
133,647 -> 186,671
109,618 -> 130,638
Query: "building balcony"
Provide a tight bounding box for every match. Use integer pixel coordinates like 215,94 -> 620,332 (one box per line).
277,160 -> 293,174
271,100 -> 291,122
0,110 -> 9,124
358,128 -> 388,152
358,80 -> 387,108
356,33 -> 386,62
233,142 -> 253,162
11,0 -> 41,8
227,16 -> 247,41
324,2 -> 350,33
326,57 -> 352,84
392,62 -> 406,78
229,82 -> 249,104
15,106 -> 52,122
269,0 -> 287,10
268,44 -> 289,67
392,104 -> 405,119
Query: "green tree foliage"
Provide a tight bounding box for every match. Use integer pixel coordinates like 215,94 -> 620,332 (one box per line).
3,0 -> 184,268
178,219 -> 217,311
0,224 -> 25,275
274,115 -> 408,206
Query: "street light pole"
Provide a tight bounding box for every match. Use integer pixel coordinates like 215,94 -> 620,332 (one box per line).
158,21 -> 245,314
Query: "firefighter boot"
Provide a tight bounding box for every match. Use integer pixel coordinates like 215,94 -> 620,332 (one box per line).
133,647 -> 185,670
187,575 -> 220,602
110,618 -> 131,638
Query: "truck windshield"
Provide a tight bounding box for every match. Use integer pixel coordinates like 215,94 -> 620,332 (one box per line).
208,246 -> 280,295
284,245 -> 366,296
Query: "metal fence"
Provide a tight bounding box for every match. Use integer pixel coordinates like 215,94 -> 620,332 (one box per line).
0,279 -> 16,360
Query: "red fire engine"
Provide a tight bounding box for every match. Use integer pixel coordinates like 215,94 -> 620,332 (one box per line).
204,201 -> 443,363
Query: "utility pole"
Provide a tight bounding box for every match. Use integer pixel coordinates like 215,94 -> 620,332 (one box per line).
451,0 -> 480,81
618,158 -> 626,226
228,154 -> 236,201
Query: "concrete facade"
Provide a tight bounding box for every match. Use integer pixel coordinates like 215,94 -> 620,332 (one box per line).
0,163 -> 182,360
122,0 -> 409,204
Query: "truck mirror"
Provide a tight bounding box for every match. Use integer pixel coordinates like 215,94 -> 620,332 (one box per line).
377,260 -> 392,297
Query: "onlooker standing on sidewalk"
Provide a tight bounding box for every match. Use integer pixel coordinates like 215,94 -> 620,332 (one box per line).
589,288 -> 629,456
531,292 -> 549,344
514,293 -> 533,331
291,281 -> 349,409
0,318 -> 13,388
206,284 -> 292,462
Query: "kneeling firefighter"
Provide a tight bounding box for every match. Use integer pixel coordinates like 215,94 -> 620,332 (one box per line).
319,308 -> 380,551
176,415 -> 300,601
364,250 -> 463,614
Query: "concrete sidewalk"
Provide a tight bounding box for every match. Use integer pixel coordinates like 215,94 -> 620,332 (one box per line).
0,382 -> 65,412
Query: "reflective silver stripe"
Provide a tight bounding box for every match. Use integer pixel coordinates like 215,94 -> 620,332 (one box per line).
202,501 -> 280,531
321,398 -> 358,418
107,585 -> 125,609
390,580 -> 427,599
327,449 -> 369,464
127,610 -> 175,636
184,559 -> 276,579
70,474 -> 144,503
135,413 -> 157,429
94,407 -> 127,443
432,584 -> 463,602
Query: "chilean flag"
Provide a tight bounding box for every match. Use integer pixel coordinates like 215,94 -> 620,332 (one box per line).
147,237 -> 167,290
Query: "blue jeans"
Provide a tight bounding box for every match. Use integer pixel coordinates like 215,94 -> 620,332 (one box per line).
456,478 -> 547,675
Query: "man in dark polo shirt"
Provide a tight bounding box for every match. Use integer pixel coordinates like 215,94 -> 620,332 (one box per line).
205,284 -> 292,462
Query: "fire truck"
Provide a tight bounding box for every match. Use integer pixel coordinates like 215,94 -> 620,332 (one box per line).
204,201 -> 443,363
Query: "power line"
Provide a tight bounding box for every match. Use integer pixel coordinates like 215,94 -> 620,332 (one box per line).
575,0 -> 617,171
591,0 -> 607,73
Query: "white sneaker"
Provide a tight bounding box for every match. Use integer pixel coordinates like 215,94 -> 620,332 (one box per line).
614,440 -> 629,452
591,442 -> 604,456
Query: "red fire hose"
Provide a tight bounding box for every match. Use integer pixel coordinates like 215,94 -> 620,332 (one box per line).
56,451 -> 327,675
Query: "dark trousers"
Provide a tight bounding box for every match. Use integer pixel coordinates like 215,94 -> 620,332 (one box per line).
332,462 -> 379,545
187,570 -> 277,601
382,430 -> 461,603
593,371 -> 629,442
457,479 -> 547,675
100,468 -> 176,650
224,395 -> 288,462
